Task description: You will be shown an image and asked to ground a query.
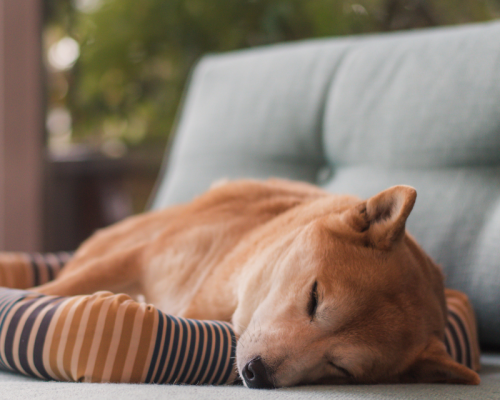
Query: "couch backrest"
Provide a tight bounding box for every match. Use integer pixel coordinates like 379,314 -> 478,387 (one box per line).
152,21 -> 500,347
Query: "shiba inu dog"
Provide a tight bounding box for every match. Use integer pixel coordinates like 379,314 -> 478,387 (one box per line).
33,179 -> 480,388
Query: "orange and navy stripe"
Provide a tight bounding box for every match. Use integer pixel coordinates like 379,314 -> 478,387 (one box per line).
0,252 -> 72,289
0,288 -> 236,384
444,289 -> 481,372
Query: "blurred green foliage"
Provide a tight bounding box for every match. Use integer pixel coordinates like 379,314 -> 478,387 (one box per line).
44,0 -> 500,148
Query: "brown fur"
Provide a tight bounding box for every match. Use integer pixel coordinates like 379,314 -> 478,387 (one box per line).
33,179 -> 480,387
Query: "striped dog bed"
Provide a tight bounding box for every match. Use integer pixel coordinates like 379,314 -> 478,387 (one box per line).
0,252 -> 480,384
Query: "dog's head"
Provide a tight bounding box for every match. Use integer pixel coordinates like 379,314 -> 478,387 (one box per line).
233,185 -> 479,388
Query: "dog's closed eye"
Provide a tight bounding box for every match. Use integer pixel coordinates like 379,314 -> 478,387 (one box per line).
307,281 -> 318,318
329,362 -> 353,379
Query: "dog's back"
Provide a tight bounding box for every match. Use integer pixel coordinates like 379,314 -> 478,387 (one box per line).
48,179 -> 328,316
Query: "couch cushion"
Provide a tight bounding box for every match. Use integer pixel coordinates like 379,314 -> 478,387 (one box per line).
323,21 -> 500,168
470,198 -> 500,346
153,38 -> 356,207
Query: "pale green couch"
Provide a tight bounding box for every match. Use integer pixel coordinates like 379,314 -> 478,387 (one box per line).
3,20 -> 500,399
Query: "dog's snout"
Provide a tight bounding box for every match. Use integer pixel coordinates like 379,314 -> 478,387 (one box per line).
242,357 -> 275,389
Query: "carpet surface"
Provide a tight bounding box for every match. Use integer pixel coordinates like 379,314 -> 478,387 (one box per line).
0,355 -> 498,400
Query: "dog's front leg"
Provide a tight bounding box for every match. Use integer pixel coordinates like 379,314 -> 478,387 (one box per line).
31,245 -> 145,297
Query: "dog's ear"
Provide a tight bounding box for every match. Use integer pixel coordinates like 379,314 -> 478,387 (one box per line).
342,185 -> 416,250
400,336 -> 480,384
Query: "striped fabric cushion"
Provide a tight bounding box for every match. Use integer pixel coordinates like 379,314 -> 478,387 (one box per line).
0,289 -> 235,384
444,289 -> 481,372
0,252 -> 72,289
0,253 -> 480,384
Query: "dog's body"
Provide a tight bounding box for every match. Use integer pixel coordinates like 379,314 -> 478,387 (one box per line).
34,179 -> 479,387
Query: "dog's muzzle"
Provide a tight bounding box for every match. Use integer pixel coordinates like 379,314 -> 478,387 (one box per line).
241,357 -> 275,389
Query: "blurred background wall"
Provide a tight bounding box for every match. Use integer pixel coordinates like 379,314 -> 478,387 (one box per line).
1,0 -> 499,252
0,1 -> 44,252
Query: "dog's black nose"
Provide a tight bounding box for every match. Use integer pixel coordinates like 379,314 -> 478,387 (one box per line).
242,357 -> 275,389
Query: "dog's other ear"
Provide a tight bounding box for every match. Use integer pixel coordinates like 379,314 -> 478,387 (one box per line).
400,336 -> 480,385
342,185 -> 417,250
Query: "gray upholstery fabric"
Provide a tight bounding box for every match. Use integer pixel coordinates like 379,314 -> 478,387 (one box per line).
323,21 -> 500,168
152,20 -> 500,352
153,37 -> 357,205
0,355 -> 499,399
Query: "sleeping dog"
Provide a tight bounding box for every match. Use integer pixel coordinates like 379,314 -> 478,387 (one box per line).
34,179 -> 480,388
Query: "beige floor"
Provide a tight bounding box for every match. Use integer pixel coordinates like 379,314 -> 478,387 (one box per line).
0,355 -> 499,400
